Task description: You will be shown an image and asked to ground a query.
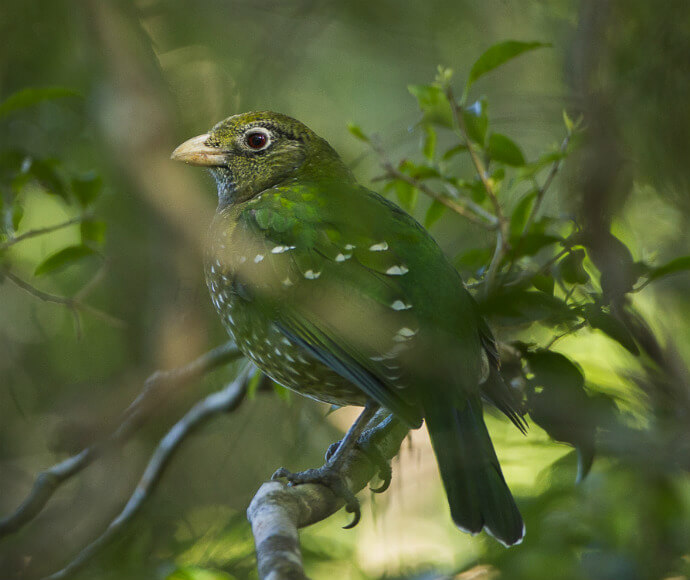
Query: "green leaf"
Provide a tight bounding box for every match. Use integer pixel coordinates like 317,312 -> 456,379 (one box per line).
0,87 -> 81,118
462,98 -> 488,145
422,124 -> 436,161
71,172 -> 102,207
398,160 -> 440,180
26,158 -> 69,201
510,190 -> 537,236
347,123 -> 369,143
80,219 -> 106,245
647,255 -> 690,282
487,133 -> 526,166
583,304 -> 639,355
408,84 -> 453,128
563,109 -> 575,133
166,565 -> 235,580
441,143 -> 468,161
513,232 -> 561,258
424,200 -> 446,229
393,180 -> 417,211
532,273 -> 555,295
559,249 -> 589,285
526,350 -> 585,392
464,41 -> 550,96
481,289 -> 576,326
11,203 -> 24,232
577,231 -> 636,298
34,244 -> 96,276
454,247 -> 492,274
517,149 -> 567,180
434,65 -> 454,88
273,381 -> 292,402
523,349 -> 613,482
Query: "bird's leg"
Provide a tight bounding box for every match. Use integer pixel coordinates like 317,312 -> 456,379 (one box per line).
325,411 -> 397,493
272,401 -> 379,528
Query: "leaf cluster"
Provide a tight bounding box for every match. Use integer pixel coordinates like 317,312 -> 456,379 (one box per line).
349,41 -> 690,476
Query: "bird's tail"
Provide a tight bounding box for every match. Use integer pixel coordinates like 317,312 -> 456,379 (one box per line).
424,395 -> 525,546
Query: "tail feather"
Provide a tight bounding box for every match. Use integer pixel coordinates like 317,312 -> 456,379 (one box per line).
424,395 -> 525,546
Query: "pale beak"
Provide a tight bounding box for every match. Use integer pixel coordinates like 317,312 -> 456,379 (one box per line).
170,133 -> 226,166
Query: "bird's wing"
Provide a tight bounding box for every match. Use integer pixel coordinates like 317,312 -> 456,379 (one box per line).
226,181 -> 456,425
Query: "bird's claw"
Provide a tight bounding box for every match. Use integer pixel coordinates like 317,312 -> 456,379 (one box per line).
325,435 -> 392,494
271,464 -> 361,529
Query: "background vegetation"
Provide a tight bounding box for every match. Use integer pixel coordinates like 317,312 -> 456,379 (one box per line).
1,1 -> 690,579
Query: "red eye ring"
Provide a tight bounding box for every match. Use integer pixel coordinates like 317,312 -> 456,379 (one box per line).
246,131 -> 268,150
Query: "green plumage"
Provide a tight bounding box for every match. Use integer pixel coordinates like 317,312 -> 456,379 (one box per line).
174,111 -> 526,546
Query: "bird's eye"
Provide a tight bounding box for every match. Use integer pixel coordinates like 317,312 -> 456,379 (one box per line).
245,130 -> 270,150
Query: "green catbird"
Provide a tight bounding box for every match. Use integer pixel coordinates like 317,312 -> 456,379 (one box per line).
172,111 -> 526,546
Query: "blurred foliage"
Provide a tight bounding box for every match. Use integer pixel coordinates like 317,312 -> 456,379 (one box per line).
1,1 -> 690,580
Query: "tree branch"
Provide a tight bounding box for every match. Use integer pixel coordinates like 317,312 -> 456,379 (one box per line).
0,341 -> 242,538
0,215 -> 88,251
41,365 -> 252,580
247,417 -> 410,580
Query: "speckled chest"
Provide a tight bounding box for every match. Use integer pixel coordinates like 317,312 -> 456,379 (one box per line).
204,223 -> 369,407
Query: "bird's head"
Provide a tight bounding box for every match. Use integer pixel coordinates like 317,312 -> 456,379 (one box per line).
172,111 -> 353,205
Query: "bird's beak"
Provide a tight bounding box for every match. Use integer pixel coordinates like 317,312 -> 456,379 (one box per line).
171,134 -> 226,166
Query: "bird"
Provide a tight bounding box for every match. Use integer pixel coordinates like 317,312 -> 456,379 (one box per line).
171,111 -> 526,546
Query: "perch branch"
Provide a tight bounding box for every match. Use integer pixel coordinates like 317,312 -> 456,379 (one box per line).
247,417 -> 410,580
42,365 -> 252,580
0,341 -> 242,538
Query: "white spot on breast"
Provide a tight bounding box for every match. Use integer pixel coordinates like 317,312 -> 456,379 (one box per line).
285,353 -> 295,362
272,246 -> 291,254
274,347 -> 282,356
282,277 -> 294,287
239,256 -> 247,264
393,327 -> 418,342
335,253 -> 352,262
369,241 -> 389,251
386,265 -> 409,275
304,270 -> 321,279
344,244 -> 356,250
390,300 -> 412,311
254,254 -> 264,263
280,337 -> 292,346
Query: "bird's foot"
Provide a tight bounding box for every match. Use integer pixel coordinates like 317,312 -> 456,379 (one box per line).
325,429 -> 392,494
271,464 -> 362,529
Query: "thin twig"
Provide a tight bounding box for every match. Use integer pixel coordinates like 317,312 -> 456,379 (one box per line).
42,364 -> 252,580
505,247 -> 570,288
446,88 -> 510,297
370,140 -> 496,229
0,341 -> 242,538
446,88 -> 506,229
0,215 -> 88,251
3,269 -> 125,329
545,320 -> 586,349
247,417 -> 410,580
521,132 -> 572,239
